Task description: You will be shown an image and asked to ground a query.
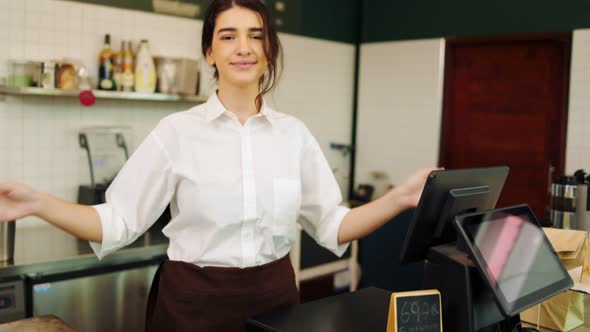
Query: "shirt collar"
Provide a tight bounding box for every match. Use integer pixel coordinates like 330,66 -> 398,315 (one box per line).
204,92 -> 278,126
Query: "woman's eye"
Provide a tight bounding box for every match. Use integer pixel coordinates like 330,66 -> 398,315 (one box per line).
221,35 -> 234,40
251,35 -> 263,40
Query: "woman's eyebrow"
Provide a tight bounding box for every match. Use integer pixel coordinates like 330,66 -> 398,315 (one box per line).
217,27 -> 263,34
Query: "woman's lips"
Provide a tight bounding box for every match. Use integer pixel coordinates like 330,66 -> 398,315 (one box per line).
231,61 -> 257,69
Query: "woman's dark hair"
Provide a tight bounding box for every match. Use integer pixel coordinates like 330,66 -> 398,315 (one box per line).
202,0 -> 283,108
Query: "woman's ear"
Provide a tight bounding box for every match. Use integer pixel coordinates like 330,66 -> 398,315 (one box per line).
205,48 -> 215,66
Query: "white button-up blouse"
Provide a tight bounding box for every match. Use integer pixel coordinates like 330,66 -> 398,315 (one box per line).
90,93 -> 350,268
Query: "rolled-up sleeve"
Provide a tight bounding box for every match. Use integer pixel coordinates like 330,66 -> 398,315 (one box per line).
297,130 -> 350,257
89,124 -> 177,259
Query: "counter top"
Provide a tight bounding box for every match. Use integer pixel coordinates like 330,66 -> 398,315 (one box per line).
248,287 -> 390,331
0,315 -> 78,332
0,225 -> 168,282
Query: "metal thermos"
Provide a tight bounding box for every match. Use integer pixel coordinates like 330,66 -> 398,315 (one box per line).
574,170 -> 590,231
576,183 -> 589,229
550,176 -> 577,229
550,170 -> 590,230
0,221 -> 15,262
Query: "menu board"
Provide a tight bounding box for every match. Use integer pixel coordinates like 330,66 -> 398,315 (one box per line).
62,0 -> 202,18
387,290 -> 442,332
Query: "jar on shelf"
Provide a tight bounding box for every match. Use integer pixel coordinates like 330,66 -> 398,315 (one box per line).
7,61 -> 42,87
41,61 -> 57,89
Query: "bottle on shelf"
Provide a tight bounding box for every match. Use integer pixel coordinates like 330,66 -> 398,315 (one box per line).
121,41 -> 135,92
98,34 -> 116,91
113,41 -> 124,91
134,39 -> 156,94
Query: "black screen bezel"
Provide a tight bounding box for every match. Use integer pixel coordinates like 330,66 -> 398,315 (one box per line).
454,204 -> 573,317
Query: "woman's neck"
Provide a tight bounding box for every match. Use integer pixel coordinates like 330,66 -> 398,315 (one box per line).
217,83 -> 260,125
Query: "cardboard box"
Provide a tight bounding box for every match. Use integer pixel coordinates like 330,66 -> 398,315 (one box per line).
520,228 -> 588,331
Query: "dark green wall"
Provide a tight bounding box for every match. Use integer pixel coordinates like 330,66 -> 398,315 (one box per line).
55,0 -> 590,44
64,0 -> 359,44
300,0 -> 359,44
363,0 -> 590,43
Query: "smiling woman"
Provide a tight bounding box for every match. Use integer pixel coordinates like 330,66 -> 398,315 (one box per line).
0,0 -> 435,331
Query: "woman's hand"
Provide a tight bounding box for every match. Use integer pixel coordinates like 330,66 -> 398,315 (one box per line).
0,182 -> 103,242
338,167 -> 443,244
395,167 -> 443,210
0,182 -> 40,222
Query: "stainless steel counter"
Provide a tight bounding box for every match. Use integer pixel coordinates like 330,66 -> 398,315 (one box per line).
0,225 -> 168,281
0,225 -> 169,331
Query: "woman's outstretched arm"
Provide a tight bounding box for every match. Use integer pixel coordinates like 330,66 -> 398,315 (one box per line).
0,182 -> 102,243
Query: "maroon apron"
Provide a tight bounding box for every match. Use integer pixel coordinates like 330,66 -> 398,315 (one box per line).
145,254 -> 300,332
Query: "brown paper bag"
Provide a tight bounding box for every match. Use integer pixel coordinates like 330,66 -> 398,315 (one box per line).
519,228 -> 588,331
520,291 -> 583,331
543,227 -> 589,282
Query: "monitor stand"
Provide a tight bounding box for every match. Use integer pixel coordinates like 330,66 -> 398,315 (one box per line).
423,242 -> 520,332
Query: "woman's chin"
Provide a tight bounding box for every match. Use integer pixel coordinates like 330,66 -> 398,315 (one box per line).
227,76 -> 263,89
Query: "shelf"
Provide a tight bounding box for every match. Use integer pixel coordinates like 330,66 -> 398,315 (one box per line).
0,85 -> 208,103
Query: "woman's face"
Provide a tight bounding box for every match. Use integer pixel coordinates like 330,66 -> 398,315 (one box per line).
206,6 -> 268,89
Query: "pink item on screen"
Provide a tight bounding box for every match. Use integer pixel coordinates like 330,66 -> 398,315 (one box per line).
484,215 -> 524,285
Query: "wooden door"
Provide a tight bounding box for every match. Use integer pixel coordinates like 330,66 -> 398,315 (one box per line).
440,33 -> 571,220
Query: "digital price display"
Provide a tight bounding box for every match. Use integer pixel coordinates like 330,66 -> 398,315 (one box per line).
386,289 -> 442,332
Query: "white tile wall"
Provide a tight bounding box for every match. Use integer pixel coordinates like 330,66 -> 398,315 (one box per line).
567,29 -> 590,174
0,0 -> 355,230
356,39 -> 445,197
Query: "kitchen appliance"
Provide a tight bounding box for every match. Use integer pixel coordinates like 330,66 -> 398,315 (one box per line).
77,126 -> 132,205
154,57 -> 200,95
76,126 -> 171,232
0,279 -> 26,323
549,169 -> 590,230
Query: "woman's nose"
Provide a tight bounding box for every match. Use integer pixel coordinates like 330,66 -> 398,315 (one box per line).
237,39 -> 252,55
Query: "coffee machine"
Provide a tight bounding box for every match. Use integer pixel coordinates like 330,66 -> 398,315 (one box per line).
550,169 -> 590,230
77,127 -> 171,237
77,127 -> 130,205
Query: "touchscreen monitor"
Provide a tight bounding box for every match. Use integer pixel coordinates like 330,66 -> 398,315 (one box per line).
400,166 -> 509,263
454,204 -> 573,316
